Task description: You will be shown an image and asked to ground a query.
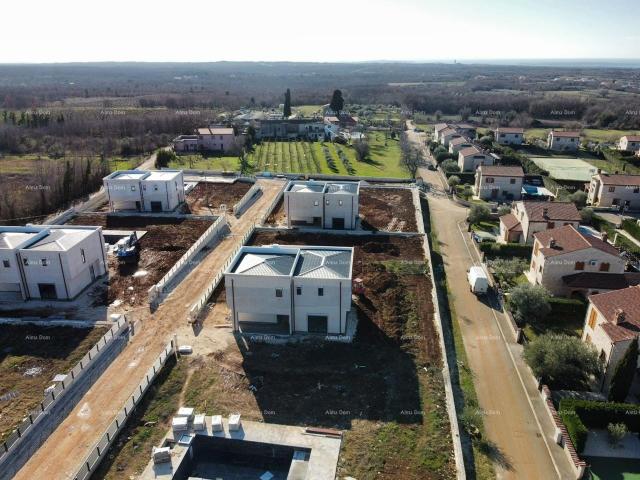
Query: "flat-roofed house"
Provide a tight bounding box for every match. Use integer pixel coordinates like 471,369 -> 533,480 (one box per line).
498,201 -> 581,244
495,127 -> 525,145
0,225 -> 107,301
474,165 -> 524,201
103,170 -> 185,212
225,245 -> 354,335
284,180 -> 360,229
547,130 -> 581,151
526,225 -> 626,296
448,137 -> 474,154
587,172 -> 640,210
457,146 -> 494,172
581,286 -> 640,392
618,135 -> 640,152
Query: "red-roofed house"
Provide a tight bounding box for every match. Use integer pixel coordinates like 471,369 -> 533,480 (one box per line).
457,146 -> 494,172
498,201 -> 581,244
582,286 -> 640,392
474,165 -> 524,201
618,135 -> 640,152
495,127 -> 524,145
587,172 -> 640,210
547,130 -> 581,151
526,225 -> 625,296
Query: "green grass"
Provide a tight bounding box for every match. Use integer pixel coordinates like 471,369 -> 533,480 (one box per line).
0,154 -> 144,174
169,154 -> 240,171
294,104 -> 323,116
525,128 -> 640,145
586,456 -> 640,480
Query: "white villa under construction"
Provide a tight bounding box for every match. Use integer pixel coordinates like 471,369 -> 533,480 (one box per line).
224,245 -> 354,335
103,170 -> 185,212
284,180 -> 360,229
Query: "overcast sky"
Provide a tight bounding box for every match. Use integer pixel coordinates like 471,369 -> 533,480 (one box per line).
3,0 -> 639,63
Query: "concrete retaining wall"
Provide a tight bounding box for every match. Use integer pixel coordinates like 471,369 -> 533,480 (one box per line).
0,316 -> 130,479
232,183 -> 262,216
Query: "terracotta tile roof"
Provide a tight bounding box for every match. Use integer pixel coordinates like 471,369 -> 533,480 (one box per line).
622,135 -> 640,142
600,322 -> 639,343
458,146 -> 482,157
521,201 -> 581,222
209,127 -> 234,135
550,130 -> 581,138
500,213 -> 522,232
479,165 -> 525,177
590,286 -> 640,333
533,224 -> 620,257
440,127 -> 458,136
596,173 -> 640,187
496,127 -> 524,134
562,272 -> 640,289
434,123 -> 449,132
450,137 -> 472,146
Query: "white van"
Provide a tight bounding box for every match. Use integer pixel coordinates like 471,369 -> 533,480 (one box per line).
467,266 -> 489,295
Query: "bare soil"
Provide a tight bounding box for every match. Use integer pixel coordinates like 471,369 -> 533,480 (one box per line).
184,181 -> 252,215
67,214 -> 213,306
264,197 -> 286,226
360,187 -> 418,232
0,324 -> 108,442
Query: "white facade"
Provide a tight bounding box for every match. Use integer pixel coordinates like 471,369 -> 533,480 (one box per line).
448,138 -> 474,154
495,128 -> 524,145
225,245 -> 354,335
587,173 -> 640,210
103,170 -> 185,212
0,225 -> 107,301
474,166 -> 524,201
547,131 -> 580,151
498,201 -> 581,244
439,129 -> 462,147
284,180 -> 360,229
457,147 -> 494,172
618,136 -> 640,152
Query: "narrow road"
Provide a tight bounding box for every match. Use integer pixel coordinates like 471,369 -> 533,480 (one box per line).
408,121 -> 574,479
15,179 -> 285,480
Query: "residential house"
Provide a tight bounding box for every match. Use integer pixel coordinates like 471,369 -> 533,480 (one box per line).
587,172 -> 640,211
581,286 -> 640,393
455,123 -> 477,140
474,165 -> 524,201
439,127 -> 462,147
457,146 -> 495,172
448,137 -> 474,154
0,225 -> 107,301
103,170 -> 185,212
498,201 -> 581,244
172,126 -> 240,153
618,135 -> 640,152
495,127 -> 525,145
256,119 -> 325,140
547,130 -> 581,151
433,123 -> 449,142
526,225 -> 626,296
224,245 -> 354,335
284,180 -> 360,229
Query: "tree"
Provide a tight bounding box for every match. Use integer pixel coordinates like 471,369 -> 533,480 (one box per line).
607,423 -> 627,447
489,258 -> 529,288
508,283 -> 551,323
155,149 -> 177,169
524,333 -> 602,390
608,338 -> 638,402
238,148 -> 251,174
399,132 -> 421,178
580,207 -> 594,224
441,159 -> 460,173
283,88 -> 292,118
468,204 -> 491,224
353,140 -> 370,161
447,175 -> 461,188
497,205 -> 511,216
329,89 -> 344,116
570,190 -> 587,208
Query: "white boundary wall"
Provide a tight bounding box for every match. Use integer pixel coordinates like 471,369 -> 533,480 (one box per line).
232,183 -> 262,216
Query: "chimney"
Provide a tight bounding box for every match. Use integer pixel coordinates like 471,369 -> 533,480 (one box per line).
602,232 -> 608,243
548,237 -> 556,248
542,207 -> 549,219
612,308 -> 626,325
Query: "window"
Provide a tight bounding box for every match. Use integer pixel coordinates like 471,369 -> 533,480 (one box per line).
130,185 -> 136,191
154,185 -> 159,191
510,178 -> 516,184
547,222 -> 555,229
634,187 -> 640,194
609,186 -> 616,193
589,260 -> 597,266
275,288 -> 283,298
314,200 -> 319,206
318,287 -> 324,297
41,258 -> 49,266
23,258 -> 29,266
81,249 -> 86,263
574,261 -> 585,271
599,262 -> 610,272
338,200 -> 343,206
2,260 -> 9,268
296,286 -> 302,295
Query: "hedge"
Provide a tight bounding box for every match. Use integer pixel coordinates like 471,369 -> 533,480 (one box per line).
548,297 -> 587,322
558,398 -> 640,453
445,171 -> 476,185
479,242 -> 533,259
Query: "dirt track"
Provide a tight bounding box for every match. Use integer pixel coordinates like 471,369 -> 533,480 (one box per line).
13,178 -> 285,480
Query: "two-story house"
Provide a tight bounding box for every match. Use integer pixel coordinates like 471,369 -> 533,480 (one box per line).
439,127 -> 462,147
224,245 -> 354,336
284,180 -> 360,229
173,126 -> 241,153
526,225 -> 629,296
448,137 -> 474,155
618,135 -> 640,153
457,146 -> 495,172
0,225 -> 107,301
547,130 -> 581,151
495,127 -> 525,145
581,286 -> 640,393
498,201 -> 581,244
474,165 -> 524,201
587,172 -> 640,211
103,170 -> 185,212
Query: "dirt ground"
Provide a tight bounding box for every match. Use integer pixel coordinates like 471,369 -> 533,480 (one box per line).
0,324 -> 108,442
359,187 -> 418,232
184,181 -> 252,215
67,214 -> 213,307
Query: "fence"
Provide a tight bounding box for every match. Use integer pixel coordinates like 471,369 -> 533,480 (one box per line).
188,223 -> 257,322
259,182 -> 287,226
73,341 -> 175,480
148,216 -> 229,305
232,183 -> 262,216
0,315 -> 129,466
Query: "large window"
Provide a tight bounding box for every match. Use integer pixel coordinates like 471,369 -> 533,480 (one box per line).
2,260 -> 9,268
575,261 -> 585,271
599,262 -> 610,272
318,287 -> 324,297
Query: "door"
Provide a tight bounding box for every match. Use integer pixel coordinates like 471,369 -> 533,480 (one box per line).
38,284 -> 57,300
332,217 -> 345,229
308,315 -> 328,334
135,201 -> 141,211
490,189 -> 499,199
89,265 -> 96,282
150,201 -> 162,212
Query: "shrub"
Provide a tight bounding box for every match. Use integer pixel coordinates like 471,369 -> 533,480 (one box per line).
622,218 -> 640,242
508,284 -> 551,323
488,258 -> 528,288
570,190 -> 588,208
607,423 -> 628,447
447,175 -> 461,188
441,159 -> 460,173
478,242 -> 532,259
608,339 -> 638,402
560,408 -> 589,453
155,149 -> 177,168
468,204 -> 491,224
580,207 -> 594,224
437,151 -> 456,164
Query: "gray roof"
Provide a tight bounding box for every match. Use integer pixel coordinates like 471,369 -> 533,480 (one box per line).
233,252 -> 296,276
326,183 -> 358,194
295,250 -> 351,279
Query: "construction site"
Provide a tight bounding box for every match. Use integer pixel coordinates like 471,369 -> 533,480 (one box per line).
0,171 -> 457,480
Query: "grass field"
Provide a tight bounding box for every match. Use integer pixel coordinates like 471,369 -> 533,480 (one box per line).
170,135 -> 409,178
525,128 -> 640,145
529,156 -> 599,181
293,104 -> 323,116
0,154 -> 144,174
